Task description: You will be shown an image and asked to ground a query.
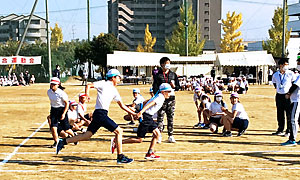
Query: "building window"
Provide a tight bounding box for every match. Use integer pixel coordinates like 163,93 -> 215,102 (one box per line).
204,35 -> 209,39
204,27 -> 209,31
205,3 -> 209,7
204,19 -> 209,23
204,11 -> 209,15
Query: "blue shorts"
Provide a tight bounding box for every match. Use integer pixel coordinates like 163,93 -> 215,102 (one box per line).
232,117 -> 249,132
50,107 -> 71,130
137,113 -> 158,138
87,109 -> 118,134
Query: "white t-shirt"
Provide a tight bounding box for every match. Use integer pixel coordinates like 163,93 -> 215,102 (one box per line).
145,93 -> 165,116
68,109 -> 77,121
133,94 -> 145,106
77,102 -> 87,119
272,70 -> 296,94
47,88 -> 68,108
232,103 -> 249,120
93,80 -> 121,111
193,93 -> 202,102
290,74 -> 300,102
209,101 -> 228,118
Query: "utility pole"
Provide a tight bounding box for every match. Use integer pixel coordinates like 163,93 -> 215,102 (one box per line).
72,25 -> 75,40
8,0 -> 39,75
185,0 -> 188,56
46,0 -> 52,81
87,0 -> 90,41
282,0 -> 286,58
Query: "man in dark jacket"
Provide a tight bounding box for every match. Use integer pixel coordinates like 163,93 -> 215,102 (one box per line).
152,57 -> 180,143
53,65 -> 61,79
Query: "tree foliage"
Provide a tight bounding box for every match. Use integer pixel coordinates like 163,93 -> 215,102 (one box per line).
50,23 -> 63,47
220,11 -> 244,53
165,6 -> 205,56
136,24 -> 156,52
262,7 -> 291,58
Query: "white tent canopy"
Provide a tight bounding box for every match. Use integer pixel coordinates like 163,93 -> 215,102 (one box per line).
215,51 -> 275,67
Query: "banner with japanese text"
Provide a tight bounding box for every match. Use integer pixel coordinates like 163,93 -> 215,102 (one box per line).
0,56 -> 41,65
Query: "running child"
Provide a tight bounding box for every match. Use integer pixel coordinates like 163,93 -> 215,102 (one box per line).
56,69 -> 135,164
47,77 -> 74,147
221,92 -> 249,137
119,83 -> 172,159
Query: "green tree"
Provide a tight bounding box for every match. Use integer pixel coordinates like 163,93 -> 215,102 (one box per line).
220,11 -> 244,53
90,33 -> 128,68
136,24 -> 156,52
50,23 -> 63,47
263,7 -> 291,58
165,6 -> 205,56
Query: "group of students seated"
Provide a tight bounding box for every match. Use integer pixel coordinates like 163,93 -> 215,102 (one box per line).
47,93 -> 92,144
193,86 -> 249,137
179,75 -> 249,95
0,72 -> 35,86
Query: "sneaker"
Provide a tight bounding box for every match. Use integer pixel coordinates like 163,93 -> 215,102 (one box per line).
237,129 -> 246,137
222,131 -> 232,137
168,136 -> 176,143
199,123 -> 206,128
284,132 -> 290,137
281,140 -> 297,146
203,124 -> 210,129
194,123 -> 201,128
145,152 -> 160,160
272,131 -> 284,136
111,138 -> 116,154
117,154 -> 134,164
157,134 -> 162,144
127,121 -> 135,125
56,139 -> 65,155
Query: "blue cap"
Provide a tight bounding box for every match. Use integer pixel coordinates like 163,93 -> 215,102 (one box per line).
149,87 -> 153,92
106,69 -> 121,78
159,83 -> 172,92
133,88 -> 140,93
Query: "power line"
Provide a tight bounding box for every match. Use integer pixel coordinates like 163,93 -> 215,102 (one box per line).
0,5 -> 107,16
227,0 -> 281,6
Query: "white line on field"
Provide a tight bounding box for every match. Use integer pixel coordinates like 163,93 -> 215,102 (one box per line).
0,120 -> 48,169
1,150 -> 300,155
1,167 -> 300,173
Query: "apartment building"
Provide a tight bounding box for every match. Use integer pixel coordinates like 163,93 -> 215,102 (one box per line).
0,14 -> 47,44
108,0 -> 221,52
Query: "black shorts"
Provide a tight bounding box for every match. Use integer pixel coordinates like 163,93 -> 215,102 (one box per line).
209,116 -> 222,126
87,109 -> 118,134
137,113 -> 158,138
232,117 -> 249,131
50,107 -> 71,130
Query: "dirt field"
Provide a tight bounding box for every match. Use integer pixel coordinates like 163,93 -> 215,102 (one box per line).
1,81 -> 300,180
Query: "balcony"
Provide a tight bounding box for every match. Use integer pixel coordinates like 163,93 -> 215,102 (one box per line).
25,32 -> 41,37
28,24 -> 41,29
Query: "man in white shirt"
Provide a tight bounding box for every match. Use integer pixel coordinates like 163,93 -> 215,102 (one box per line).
272,58 -> 296,136
281,58 -> 300,146
56,69 -> 136,164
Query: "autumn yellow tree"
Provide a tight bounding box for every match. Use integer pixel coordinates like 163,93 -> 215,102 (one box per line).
50,23 -> 63,46
136,24 -> 156,52
220,11 -> 244,52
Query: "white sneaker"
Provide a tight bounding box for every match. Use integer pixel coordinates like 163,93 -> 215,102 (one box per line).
157,134 -> 162,144
168,136 -> 176,143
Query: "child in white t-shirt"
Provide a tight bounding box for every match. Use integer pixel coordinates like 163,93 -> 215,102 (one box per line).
124,88 -> 145,125
222,92 -> 249,137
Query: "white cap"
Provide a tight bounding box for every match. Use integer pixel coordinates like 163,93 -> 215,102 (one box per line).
230,92 -> 239,98
79,93 -> 87,98
50,77 -> 60,85
69,100 -> 77,106
159,83 -> 172,92
106,69 -> 121,78
133,88 -> 140,93
214,91 -> 222,96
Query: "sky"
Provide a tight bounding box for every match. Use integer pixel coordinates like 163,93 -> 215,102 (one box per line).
0,0 -> 299,42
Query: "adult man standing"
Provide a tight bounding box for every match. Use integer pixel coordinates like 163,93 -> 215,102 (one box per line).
152,57 -> 180,143
272,58 -> 296,136
53,65 -> 61,79
211,67 -> 216,81
258,69 -> 263,85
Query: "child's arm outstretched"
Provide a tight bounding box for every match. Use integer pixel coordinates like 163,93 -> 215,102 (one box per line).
136,101 -> 156,118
